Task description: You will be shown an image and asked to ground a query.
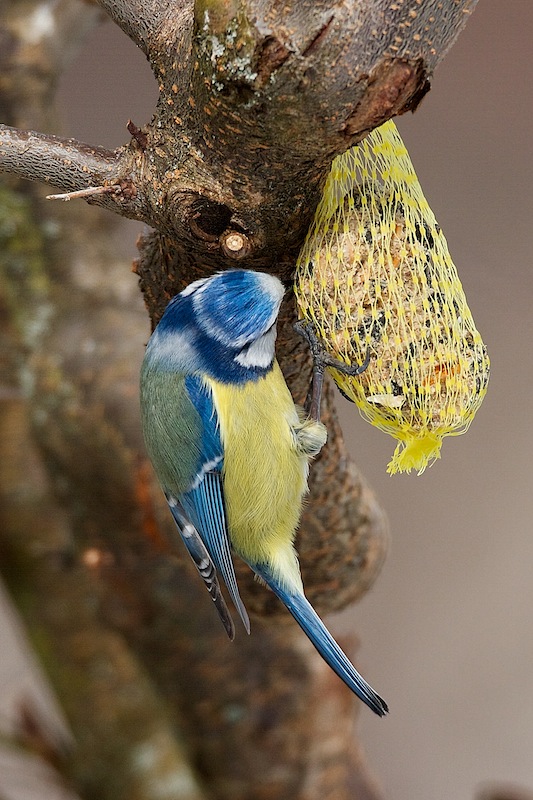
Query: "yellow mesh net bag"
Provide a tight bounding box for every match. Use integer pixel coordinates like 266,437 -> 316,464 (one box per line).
295,119 -> 489,474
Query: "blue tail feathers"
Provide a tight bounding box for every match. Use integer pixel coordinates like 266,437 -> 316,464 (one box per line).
253,564 -> 388,716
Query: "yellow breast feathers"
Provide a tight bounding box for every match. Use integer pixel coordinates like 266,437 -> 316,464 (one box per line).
207,362 -> 326,590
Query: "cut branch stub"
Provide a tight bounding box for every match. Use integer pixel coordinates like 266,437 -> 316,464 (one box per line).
220,229 -> 251,259
188,198 -> 254,259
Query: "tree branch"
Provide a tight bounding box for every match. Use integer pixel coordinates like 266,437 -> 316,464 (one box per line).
96,0 -> 193,61
0,126 -> 152,221
2,0 -> 479,257
0,125 -> 115,186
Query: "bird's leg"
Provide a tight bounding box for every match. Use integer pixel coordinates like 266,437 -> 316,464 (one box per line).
294,320 -> 370,421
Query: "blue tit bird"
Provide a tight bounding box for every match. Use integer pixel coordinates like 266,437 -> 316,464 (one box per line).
140,269 -> 388,716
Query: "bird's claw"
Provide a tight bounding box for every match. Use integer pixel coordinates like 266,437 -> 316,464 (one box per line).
294,320 -> 370,420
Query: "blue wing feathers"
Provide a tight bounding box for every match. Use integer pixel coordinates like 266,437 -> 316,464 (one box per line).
184,375 -> 223,471
182,476 -> 250,634
174,376 -> 250,633
165,495 -> 235,640
253,563 -> 388,716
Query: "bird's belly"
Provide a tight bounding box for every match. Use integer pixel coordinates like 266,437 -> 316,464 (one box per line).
207,363 -> 308,567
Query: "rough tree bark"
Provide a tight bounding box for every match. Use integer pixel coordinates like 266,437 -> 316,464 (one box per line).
0,1 -> 478,799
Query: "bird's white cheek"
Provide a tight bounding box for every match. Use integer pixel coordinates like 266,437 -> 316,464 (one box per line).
235,328 -> 276,369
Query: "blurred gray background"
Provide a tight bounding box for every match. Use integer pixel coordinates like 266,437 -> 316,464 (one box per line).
1,2 -> 532,798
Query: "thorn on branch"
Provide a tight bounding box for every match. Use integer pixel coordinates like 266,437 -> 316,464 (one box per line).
46,185 -> 117,202
46,179 -> 137,203
127,119 -> 148,151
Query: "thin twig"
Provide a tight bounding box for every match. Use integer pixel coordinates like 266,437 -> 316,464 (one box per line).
46,185 -> 117,201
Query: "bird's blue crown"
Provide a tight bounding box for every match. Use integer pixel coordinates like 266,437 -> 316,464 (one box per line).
190,269 -> 284,347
